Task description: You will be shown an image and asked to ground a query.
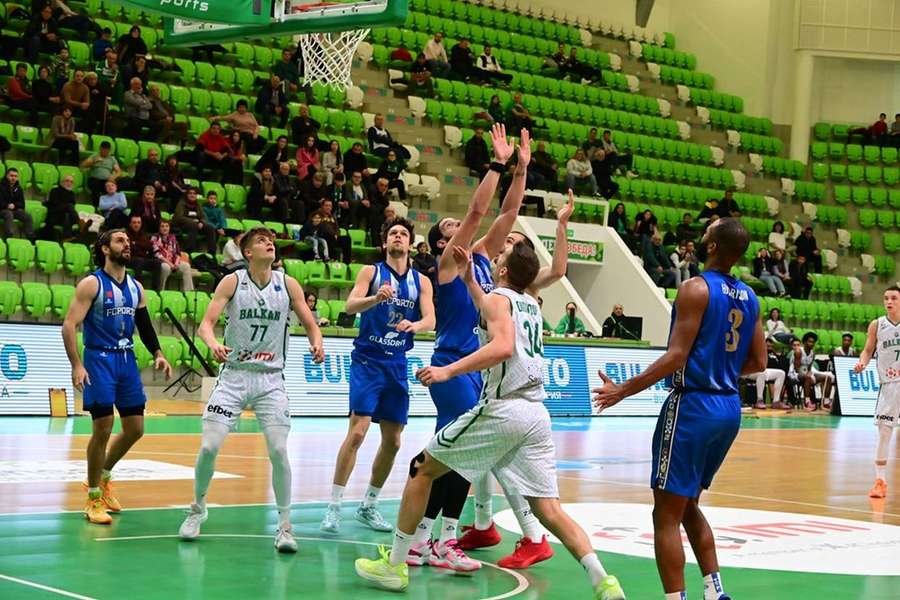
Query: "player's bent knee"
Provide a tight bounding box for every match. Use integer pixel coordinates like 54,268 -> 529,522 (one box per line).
408,451 -> 426,478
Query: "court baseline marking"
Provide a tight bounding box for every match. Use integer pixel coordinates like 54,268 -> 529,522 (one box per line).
94,533 -> 529,600
0,573 -> 97,600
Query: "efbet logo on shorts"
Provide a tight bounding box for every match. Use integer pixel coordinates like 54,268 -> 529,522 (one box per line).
206,404 -> 234,418
159,0 -> 210,13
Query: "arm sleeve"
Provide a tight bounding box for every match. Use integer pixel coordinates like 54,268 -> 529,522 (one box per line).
135,306 -> 161,355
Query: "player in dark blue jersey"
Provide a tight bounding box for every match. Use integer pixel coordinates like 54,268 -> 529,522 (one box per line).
321,217 -> 434,534
62,229 -> 172,525
592,218 -> 766,600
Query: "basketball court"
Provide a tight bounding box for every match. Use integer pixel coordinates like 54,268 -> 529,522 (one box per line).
1,413 -> 897,599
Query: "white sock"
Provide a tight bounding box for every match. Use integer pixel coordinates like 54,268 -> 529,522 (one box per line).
703,572 -> 724,600
473,476 -> 493,529
362,484 -> 381,508
876,463 -> 887,481
331,484 -> 345,506
389,529 -> 414,566
101,469 -> 112,482
263,426 -> 292,523
439,517 -> 458,545
277,506 -> 291,529
664,593 -> 686,600
195,421 -> 228,509
413,517 -> 434,544
510,499 -> 544,542
579,553 -> 608,587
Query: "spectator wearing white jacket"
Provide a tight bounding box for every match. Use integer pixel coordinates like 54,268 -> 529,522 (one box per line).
477,45 -> 513,84
565,149 -> 599,195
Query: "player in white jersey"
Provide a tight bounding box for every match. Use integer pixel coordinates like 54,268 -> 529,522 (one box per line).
354,241 -> 626,600
178,227 -> 325,552
855,285 -> 900,499
788,332 -> 834,411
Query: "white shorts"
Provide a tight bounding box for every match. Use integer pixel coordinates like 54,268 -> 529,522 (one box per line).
203,368 -> 291,431
875,381 -> 900,428
426,399 -> 559,498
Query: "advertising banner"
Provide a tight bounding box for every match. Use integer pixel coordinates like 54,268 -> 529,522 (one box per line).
833,355 -> 879,417
0,324 -> 74,415
119,0 -> 271,25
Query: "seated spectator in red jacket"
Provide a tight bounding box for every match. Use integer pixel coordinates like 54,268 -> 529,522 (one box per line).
195,121 -> 242,184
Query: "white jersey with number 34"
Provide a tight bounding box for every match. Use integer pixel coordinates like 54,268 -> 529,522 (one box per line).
876,316 -> 900,384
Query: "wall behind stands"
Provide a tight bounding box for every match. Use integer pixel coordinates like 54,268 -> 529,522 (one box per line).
811,56 -> 900,123
527,0 -> 671,32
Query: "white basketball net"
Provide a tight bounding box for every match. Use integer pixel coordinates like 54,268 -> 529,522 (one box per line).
299,29 -> 370,88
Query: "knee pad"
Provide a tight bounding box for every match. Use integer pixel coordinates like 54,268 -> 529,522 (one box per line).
409,451 -> 426,478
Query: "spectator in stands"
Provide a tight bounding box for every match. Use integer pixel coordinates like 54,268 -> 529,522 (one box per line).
273,161 -> 298,219
148,84 -> 187,144
42,172 -> 80,241
367,113 -> 410,159
116,25 -> 148,66
33,65 -> 60,118
413,241 -> 437,287
771,248 -> 791,293
82,71 -> 106,133
299,212 -> 329,261
531,141 -> 558,191
305,291 -> 330,326
582,128 -> 601,157
327,172 -> 351,227
49,47 -> 71,90
298,171 -> 328,221
227,130 -> 247,169
25,5 -> 61,63
92,27 -> 113,61
174,187 -> 217,254
794,226 -> 822,273
196,121 -> 242,184
256,135 -> 290,173
555,302 -> 586,336
565,47 -> 601,83
83,141 -> 127,200
565,148 -> 599,196
768,220 -> 787,252
122,77 -> 160,140
48,106 -> 79,165
408,53 -> 434,97
718,188 -> 741,218
152,219 -> 194,292
374,149 -> 407,200
296,135 -> 321,181
792,332 -> 835,410
368,178 -> 392,246
607,202 -> 635,249
601,304 -> 629,338
0,168 -> 33,240
160,155 -> 188,212
62,69 -> 89,120
465,127 -> 491,179
675,212 -> 696,243
486,94 -> 505,125
221,230 -> 245,271
669,241 -> 691,287
343,141 -> 370,180
311,199 -> 351,262
832,333 -> 857,357
98,179 -> 129,230
249,166 -> 289,222
50,0 -> 102,40
891,113 -> 900,146
126,215 -> 162,289
600,129 -> 634,176
131,185 -> 161,234
590,149 -> 619,199
697,197 -> 721,224
549,43 -> 568,75
749,337 -> 788,409
753,247 -> 786,296
273,47 -> 300,94
423,32 -> 451,78
133,148 -> 164,198
120,55 -> 150,92
211,99 -> 265,154
95,51 -> 120,97
255,75 -> 288,128
850,112 -> 888,146
643,232 -> 677,288
449,37 -> 475,80
498,153 -> 546,216
4,63 -> 33,113
477,44 -> 513,85
506,93 -> 535,134
538,296 -> 553,335
290,104 -> 322,148
683,240 -> 700,278
344,170 -> 370,229
203,190 -> 228,241
321,140 -> 344,185
788,254 -> 813,299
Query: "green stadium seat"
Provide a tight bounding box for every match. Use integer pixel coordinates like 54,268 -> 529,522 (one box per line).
63,242 -> 91,277
160,291 -> 187,322
185,291 -> 211,323
35,240 -> 64,276
142,289 -> 161,321
846,144 -> 862,161
814,122 -> 831,140
858,209 -> 876,228
852,187 -> 870,206
305,261 -> 328,288
871,188 -> 888,207
864,145 -> 881,163
50,284 -> 75,318
811,163 -> 827,182
882,146 -> 898,164
327,299 -> 347,319
6,238 -> 34,273
829,164 -> 845,181
0,281 -> 22,317
866,166 -> 882,185
810,142 -> 827,160
846,165 -> 864,184
877,210 -> 894,229
833,185 -> 850,204
829,142 -> 845,159
21,282 -> 51,318
283,259 -> 307,285
885,167 -> 899,186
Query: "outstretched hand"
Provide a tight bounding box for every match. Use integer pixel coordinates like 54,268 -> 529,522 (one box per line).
452,245 -> 474,282
516,128 -> 531,168
591,370 -> 626,413
558,189 -> 575,226
490,123 -> 513,164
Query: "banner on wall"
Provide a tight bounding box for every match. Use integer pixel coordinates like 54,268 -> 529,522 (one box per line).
120,0 -> 271,25
537,234 -> 604,265
0,324 -> 74,416
283,336 -> 667,417
833,355 -> 879,417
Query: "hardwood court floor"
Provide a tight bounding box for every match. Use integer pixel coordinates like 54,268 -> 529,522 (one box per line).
0,415 -> 897,599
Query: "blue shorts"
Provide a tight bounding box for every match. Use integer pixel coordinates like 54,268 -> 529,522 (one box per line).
348,351 -> 409,424
82,348 -> 146,411
651,390 -> 741,498
429,350 -> 483,431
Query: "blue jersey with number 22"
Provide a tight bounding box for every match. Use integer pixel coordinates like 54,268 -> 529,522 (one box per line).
354,262 -> 421,360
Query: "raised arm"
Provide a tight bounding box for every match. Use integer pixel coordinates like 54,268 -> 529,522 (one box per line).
855,319 -> 879,373
286,275 -> 324,363
62,275 -> 98,391
473,128 -> 531,259
344,265 -> 392,315
417,293 -> 513,386
199,273 -> 237,362
453,245 -> 487,311
438,123 -> 515,284
530,189 -> 573,292
592,277 -> 709,411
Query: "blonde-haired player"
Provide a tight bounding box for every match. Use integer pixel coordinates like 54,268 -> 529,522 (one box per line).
855,285 -> 900,499
178,227 -> 324,552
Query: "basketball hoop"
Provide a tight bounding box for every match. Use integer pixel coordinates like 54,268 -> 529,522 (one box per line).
292,2 -> 368,88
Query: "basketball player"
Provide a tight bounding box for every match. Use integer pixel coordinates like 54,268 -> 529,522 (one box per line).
354,241 -> 626,600
854,285 -> 900,499
62,229 -> 173,525
592,218 -> 767,600
789,332 -> 835,411
320,217 -> 434,534
178,227 -> 325,552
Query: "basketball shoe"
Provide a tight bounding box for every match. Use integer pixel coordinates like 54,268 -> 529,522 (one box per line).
355,545 -> 409,591
497,535 -> 554,569
457,522 -> 502,549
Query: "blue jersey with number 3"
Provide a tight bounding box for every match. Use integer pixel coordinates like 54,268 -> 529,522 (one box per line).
666,270 -> 759,394
354,262 -> 421,360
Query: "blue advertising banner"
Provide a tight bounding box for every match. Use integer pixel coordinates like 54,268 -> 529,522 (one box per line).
0,324 -> 74,415
833,355 -> 879,417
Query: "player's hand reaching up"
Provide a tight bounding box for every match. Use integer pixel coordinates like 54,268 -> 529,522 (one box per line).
516,128 -> 531,168
374,283 -> 395,304
71,364 -> 90,391
154,355 -> 173,379
591,370 -> 626,412
558,189 -> 575,226
416,365 -> 449,386
452,245 -> 474,283
209,342 -> 232,364
490,123 -> 513,164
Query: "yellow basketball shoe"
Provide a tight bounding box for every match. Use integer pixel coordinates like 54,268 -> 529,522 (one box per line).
82,480 -> 121,512
85,495 -> 112,525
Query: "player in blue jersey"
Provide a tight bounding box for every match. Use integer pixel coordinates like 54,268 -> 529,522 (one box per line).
592,218 -> 767,600
321,217 -> 435,533
62,229 -> 172,525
